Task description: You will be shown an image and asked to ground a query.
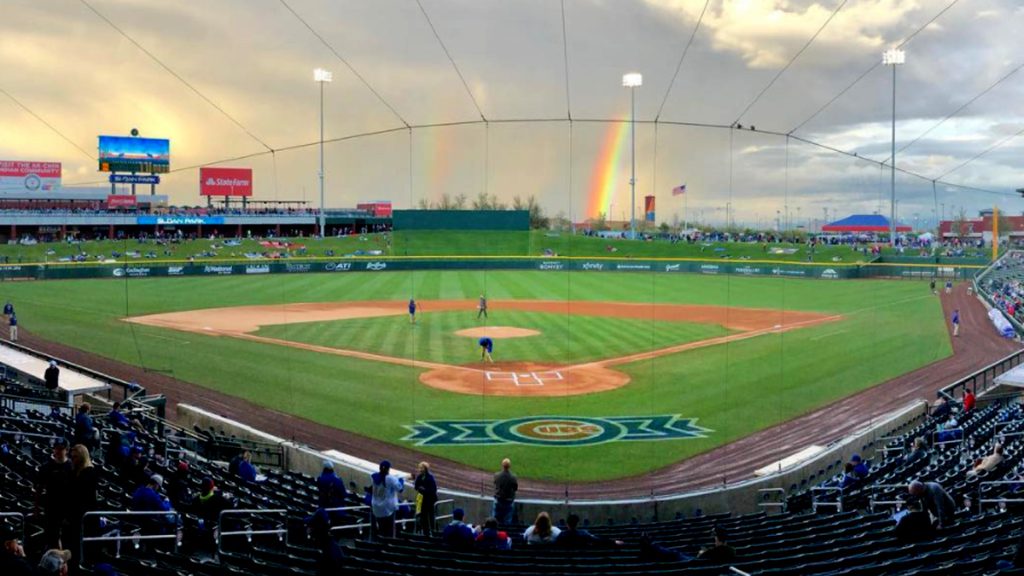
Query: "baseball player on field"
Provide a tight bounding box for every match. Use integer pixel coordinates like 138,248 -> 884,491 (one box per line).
408,298 -> 417,325
478,337 -> 494,363
477,294 -> 488,319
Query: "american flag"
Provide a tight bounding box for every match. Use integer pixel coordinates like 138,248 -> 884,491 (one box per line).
672,184 -> 687,196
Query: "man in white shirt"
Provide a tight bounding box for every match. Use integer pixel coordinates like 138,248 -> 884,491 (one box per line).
370,460 -> 405,540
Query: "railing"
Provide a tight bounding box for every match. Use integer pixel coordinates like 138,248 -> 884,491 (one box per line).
866,484 -> 911,512
216,508 -> 288,557
434,498 -> 456,530
80,510 -> 180,568
977,480 -> 1024,514
931,428 -> 965,449
756,488 -> 787,513
939,349 -> 1024,400
811,487 -> 844,513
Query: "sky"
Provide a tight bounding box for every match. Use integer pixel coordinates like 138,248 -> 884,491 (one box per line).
1,0 -> 1023,228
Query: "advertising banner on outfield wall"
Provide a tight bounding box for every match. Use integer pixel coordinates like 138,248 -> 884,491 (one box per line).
107,194 -> 137,208
199,167 -> 253,197
0,259 -> 984,282
0,160 -> 61,193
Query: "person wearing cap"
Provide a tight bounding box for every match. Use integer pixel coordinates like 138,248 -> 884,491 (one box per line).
8,311 -> 16,342
0,524 -> 34,576
492,458 -> 518,525
35,437 -> 72,548
131,474 -> 171,512
441,508 -> 475,550
37,549 -> 71,575
317,460 -> 347,521
369,460 -> 405,540
44,360 -> 60,391
696,525 -> 736,563
106,402 -> 130,429
849,454 -> 870,478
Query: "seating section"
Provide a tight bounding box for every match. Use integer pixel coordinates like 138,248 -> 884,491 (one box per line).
982,251 -> 1024,325
5,388 -> 1024,575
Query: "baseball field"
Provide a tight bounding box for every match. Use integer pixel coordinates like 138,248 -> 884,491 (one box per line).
0,265 -> 951,483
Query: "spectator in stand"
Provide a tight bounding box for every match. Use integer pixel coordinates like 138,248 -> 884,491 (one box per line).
369,460 -> 405,540
493,458 -> 518,525
1,523 -> 35,576
930,397 -> 951,421
232,449 -> 259,483
963,388 -> 976,413
36,437 -> 72,548
894,499 -> 935,543
524,511 -> 561,545
909,480 -> 956,528
72,403 -> 97,450
904,437 -> 930,463
968,444 -> 1004,477
475,517 -> 511,550
316,460 -> 347,523
556,513 -> 624,548
195,477 -> 233,525
37,549 -> 72,576
67,444 -> 98,556
44,360 -> 59,391
130,474 -> 174,530
413,461 -> 438,536
442,508 -> 475,550
106,402 -> 130,429
120,446 -> 150,488
838,463 -> 861,490
166,460 -> 192,510
849,454 -> 870,478
696,526 -> 736,563
639,533 -> 688,562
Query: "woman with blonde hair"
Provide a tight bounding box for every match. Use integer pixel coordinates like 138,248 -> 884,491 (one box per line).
414,461 -> 438,535
524,511 -> 560,545
66,444 -> 98,553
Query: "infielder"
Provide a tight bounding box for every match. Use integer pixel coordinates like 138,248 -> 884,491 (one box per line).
478,337 -> 493,363
408,298 -> 417,325
477,294 -> 488,319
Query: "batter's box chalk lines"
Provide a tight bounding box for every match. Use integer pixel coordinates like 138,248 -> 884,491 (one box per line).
485,371 -> 564,387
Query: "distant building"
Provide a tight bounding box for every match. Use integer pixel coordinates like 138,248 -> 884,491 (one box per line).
938,210 -> 1024,243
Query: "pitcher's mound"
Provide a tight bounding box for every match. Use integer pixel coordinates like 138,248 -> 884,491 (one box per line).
455,326 -> 541,339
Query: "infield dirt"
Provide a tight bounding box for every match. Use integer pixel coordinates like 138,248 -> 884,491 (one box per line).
127,300 -> 837,397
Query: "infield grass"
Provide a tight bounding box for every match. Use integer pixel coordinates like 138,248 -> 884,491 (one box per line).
1,271 -> 951,482
256,310 -> 731,365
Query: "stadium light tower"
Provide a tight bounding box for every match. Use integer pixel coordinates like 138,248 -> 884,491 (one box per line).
883,48 -> 905,247
314,68 -> 333,238
623,72 -> 642,240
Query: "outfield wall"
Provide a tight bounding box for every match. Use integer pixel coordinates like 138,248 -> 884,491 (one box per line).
0,257 -> 982,281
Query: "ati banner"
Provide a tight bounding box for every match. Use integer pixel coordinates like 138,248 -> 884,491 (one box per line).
200,167 -> 253,197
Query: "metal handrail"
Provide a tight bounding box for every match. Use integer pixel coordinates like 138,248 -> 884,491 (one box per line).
216,508 -> 287,557
756,488 -> 787,513
80,510 -> 180,568
434,499 -> 455,530
811,486 -> 844,513
977,480 -> 1024,513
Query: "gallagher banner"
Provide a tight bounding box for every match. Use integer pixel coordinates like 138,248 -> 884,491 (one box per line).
0,160 -> 61,193
200,167 -> 253,197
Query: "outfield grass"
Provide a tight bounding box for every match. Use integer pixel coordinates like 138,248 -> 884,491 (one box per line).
256,310 -> 731,365
0,230 -> 888,264
0,271 -> 950,482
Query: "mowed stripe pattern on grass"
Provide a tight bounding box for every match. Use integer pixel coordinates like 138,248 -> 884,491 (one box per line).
256,310 -> 731,365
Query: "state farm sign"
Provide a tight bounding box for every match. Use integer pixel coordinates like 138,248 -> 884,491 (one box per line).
199,167 -> 252,197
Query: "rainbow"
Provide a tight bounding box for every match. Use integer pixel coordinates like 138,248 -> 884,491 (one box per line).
587,121 -> 631,219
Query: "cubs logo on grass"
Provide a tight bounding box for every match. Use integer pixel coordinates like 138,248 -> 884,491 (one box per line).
403,415 -> 711,447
